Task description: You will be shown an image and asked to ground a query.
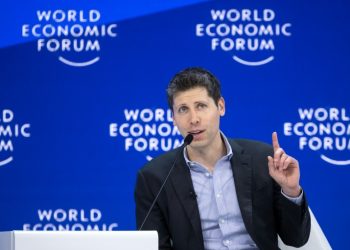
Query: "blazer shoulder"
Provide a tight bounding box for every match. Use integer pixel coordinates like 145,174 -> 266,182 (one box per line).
229,138 -> 273,155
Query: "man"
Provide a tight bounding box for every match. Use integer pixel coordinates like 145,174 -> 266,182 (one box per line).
135,67 -> 310,250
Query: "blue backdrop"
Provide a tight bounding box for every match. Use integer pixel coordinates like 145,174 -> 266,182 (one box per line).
1,0 -> 349,248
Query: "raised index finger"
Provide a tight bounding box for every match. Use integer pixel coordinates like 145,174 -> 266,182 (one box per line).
272,132 -> 280,151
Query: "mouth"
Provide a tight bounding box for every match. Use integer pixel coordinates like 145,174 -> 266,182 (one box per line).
188,130 -> 205,138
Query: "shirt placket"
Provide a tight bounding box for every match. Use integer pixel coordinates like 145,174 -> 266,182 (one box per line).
213,159 -> 235,250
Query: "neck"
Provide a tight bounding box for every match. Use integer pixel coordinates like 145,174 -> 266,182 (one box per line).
187,132 -> 226,172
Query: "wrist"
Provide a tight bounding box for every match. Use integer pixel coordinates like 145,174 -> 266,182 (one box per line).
282,186 -> 301,198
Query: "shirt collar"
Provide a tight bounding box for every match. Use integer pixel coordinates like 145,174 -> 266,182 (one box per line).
183,131 -> 233,168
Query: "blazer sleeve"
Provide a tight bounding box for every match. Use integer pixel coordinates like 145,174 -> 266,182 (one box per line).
135,169 -> 173,250
274,182 -> 311,247
244,139 -> 311,248
256,140 -> 311,247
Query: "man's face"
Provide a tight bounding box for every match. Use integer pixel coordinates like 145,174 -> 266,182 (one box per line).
172,87 -> 225,151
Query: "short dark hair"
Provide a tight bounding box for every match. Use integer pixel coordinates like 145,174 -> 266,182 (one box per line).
166,67 -> 222,110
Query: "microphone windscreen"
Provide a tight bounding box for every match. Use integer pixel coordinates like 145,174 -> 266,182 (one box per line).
184,134 -> 193,146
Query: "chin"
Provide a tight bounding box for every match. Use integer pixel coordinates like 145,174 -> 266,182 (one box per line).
190,140 -> 207,148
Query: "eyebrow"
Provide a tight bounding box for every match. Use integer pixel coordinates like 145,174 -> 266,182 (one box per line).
175,100 -> 209,108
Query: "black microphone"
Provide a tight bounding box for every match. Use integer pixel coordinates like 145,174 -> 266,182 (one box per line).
138,134 -> 193,230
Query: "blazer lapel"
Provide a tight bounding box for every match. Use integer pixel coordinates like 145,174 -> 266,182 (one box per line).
169,152 -> 203,244
229,140 -> 255,240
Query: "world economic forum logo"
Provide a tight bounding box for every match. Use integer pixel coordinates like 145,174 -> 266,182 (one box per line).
0,109 -> 31,167
283,107 -> 350,166
196,8 -> 292,66
22,9 -> 117,67
23,208 -> 118,231
109,108 -> 183,161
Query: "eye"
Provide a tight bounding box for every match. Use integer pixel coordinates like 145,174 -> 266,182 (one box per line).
178,106 -> 188,113
197,103 -> 207,109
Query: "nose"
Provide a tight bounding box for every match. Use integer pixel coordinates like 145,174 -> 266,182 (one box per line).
189,110 -> 200,125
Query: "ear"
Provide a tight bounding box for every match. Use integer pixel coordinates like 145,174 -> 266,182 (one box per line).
218,97 -> 225,116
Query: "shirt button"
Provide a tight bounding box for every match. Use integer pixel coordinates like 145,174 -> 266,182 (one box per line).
205,172 -> 211,177
219,218 -> 226,224
223,239 -> 231,246
216,193 -> 222,198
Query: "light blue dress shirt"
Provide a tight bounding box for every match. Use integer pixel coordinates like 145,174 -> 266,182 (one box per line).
183,133 -> 302,250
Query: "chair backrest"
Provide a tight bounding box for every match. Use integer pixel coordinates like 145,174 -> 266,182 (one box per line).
278,208 -> 332,250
